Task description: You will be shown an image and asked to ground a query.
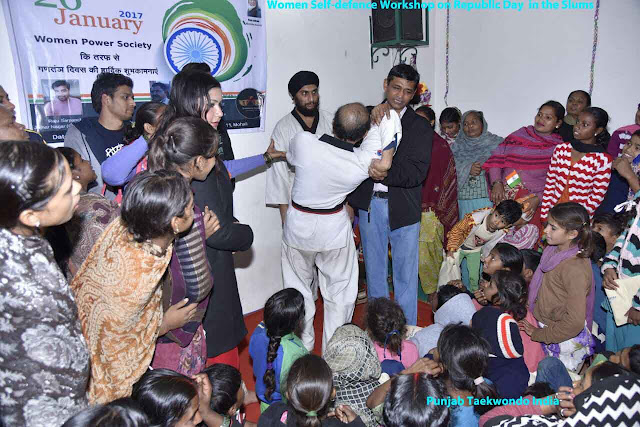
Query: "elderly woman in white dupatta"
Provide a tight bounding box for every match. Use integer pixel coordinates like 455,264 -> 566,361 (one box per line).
451,110 -> 503,219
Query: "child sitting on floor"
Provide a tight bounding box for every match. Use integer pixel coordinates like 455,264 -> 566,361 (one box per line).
383,373 -> 450,427
592,212 -> 627,255
473,243 -> 523,306
324,324 -> 383,427
259,355 -> 366,426
368,324 -> 499,427
200,363 -> 254,427
444,200 -> 522,292
472,271 -> 529,399
249,289 -> 308,412
411,285 -> 476,357
365,298 -> 419,375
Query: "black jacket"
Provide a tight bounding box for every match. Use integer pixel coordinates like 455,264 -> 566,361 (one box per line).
191,161 -> 253,357
347,107 -> 432,230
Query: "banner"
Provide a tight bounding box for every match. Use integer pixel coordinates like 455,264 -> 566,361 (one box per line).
3,0 -> 267,145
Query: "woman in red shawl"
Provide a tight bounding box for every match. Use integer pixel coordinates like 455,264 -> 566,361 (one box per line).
483,101 -> 565,235
416,106 -> 458,295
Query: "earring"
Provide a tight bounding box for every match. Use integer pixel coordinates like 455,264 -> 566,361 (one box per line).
75,175 -> 81,180
34,220 -> 40,229
174,228 -> 179,234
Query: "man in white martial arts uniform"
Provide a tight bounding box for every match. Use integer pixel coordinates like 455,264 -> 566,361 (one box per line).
265,71 -> 333,224
282,102 -> 402,352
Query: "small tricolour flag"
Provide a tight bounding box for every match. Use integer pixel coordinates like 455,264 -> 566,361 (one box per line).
506,170 -> 522,188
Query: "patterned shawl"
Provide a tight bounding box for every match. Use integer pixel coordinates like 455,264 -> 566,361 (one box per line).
323,325 -> 382,427
160,204 -> 213,347
0,229 -> 90,427
71,218 -> 172,404
485,374 -> 640,427
451,111 -> 503,192
483,125 -> 563,172
64,192 -> 120,281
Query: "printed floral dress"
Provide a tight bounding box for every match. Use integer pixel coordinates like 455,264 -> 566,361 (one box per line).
0,228 -> 90,427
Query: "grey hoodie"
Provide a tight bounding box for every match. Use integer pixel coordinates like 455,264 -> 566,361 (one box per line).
410,293 -> 477,356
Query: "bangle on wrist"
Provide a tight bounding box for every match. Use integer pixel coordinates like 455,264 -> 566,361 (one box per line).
263,152 -> 273,166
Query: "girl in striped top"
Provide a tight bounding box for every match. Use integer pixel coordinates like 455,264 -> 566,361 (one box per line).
601,191 -> 640,352
472,271 -> 529,399
540,107 -> 613,221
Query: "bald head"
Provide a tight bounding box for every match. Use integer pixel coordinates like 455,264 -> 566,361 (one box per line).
332,103 -> 371,143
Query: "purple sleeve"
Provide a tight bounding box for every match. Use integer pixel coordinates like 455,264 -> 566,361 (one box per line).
101,136 -> 148,186
487,167 -> 504,185
607,130 -> 623,159
222,154 -> 265,178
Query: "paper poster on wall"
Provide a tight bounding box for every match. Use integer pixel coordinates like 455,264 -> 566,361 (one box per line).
3,0 -> 266,145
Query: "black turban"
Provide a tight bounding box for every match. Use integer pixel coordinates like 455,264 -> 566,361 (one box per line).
288,71 -> 319,97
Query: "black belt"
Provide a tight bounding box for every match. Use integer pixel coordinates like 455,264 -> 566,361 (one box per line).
372,191 -> 388,199
291,200 -> 344,215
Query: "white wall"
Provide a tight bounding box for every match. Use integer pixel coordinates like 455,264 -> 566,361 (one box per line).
232,6 -> 392,312
428,0 -> 640,137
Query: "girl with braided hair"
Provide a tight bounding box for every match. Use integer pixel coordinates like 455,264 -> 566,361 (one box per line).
250,288 -> 308,412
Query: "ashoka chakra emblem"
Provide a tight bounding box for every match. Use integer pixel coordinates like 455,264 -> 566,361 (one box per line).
164,28 -> 222,75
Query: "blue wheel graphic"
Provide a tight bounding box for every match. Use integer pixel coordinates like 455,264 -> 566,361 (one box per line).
165,27 -> 222,75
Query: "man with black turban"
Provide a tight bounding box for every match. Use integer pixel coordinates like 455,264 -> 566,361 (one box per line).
265,71 -> 333,223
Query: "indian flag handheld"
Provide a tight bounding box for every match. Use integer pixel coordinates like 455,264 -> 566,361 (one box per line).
506,170 -> 522,188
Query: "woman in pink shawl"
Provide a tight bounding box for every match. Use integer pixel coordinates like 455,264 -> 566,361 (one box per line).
483,101 -> 565,236
606,102 -> 640,158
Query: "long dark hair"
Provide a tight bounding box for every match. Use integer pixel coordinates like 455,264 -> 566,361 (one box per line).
62,398 -> 150,427
383,373 -> 450,427
539,100 -> 565,133
548,202 -> 594,258
0,140 -> 67,228
202,363 -> 242,416
153,70 -> 224,169
439,107 -> 461,125
365,297 -> 407,355
57,147 -> 78,169
120,170 -> 191,243
437,324 -> 498,415
124,102 -> 166,143
285,354 -> 334,427
164,71 -> 221,124
520,249 -> 541,272
147,116 -> 218,173
491,243 -> 524,275
590,361 -> 632,384
583,106 -> 611,147
592,212 -> 627,238
263,288 -> 305,401
490,271 -> 528,321
131,369 -> 197,427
